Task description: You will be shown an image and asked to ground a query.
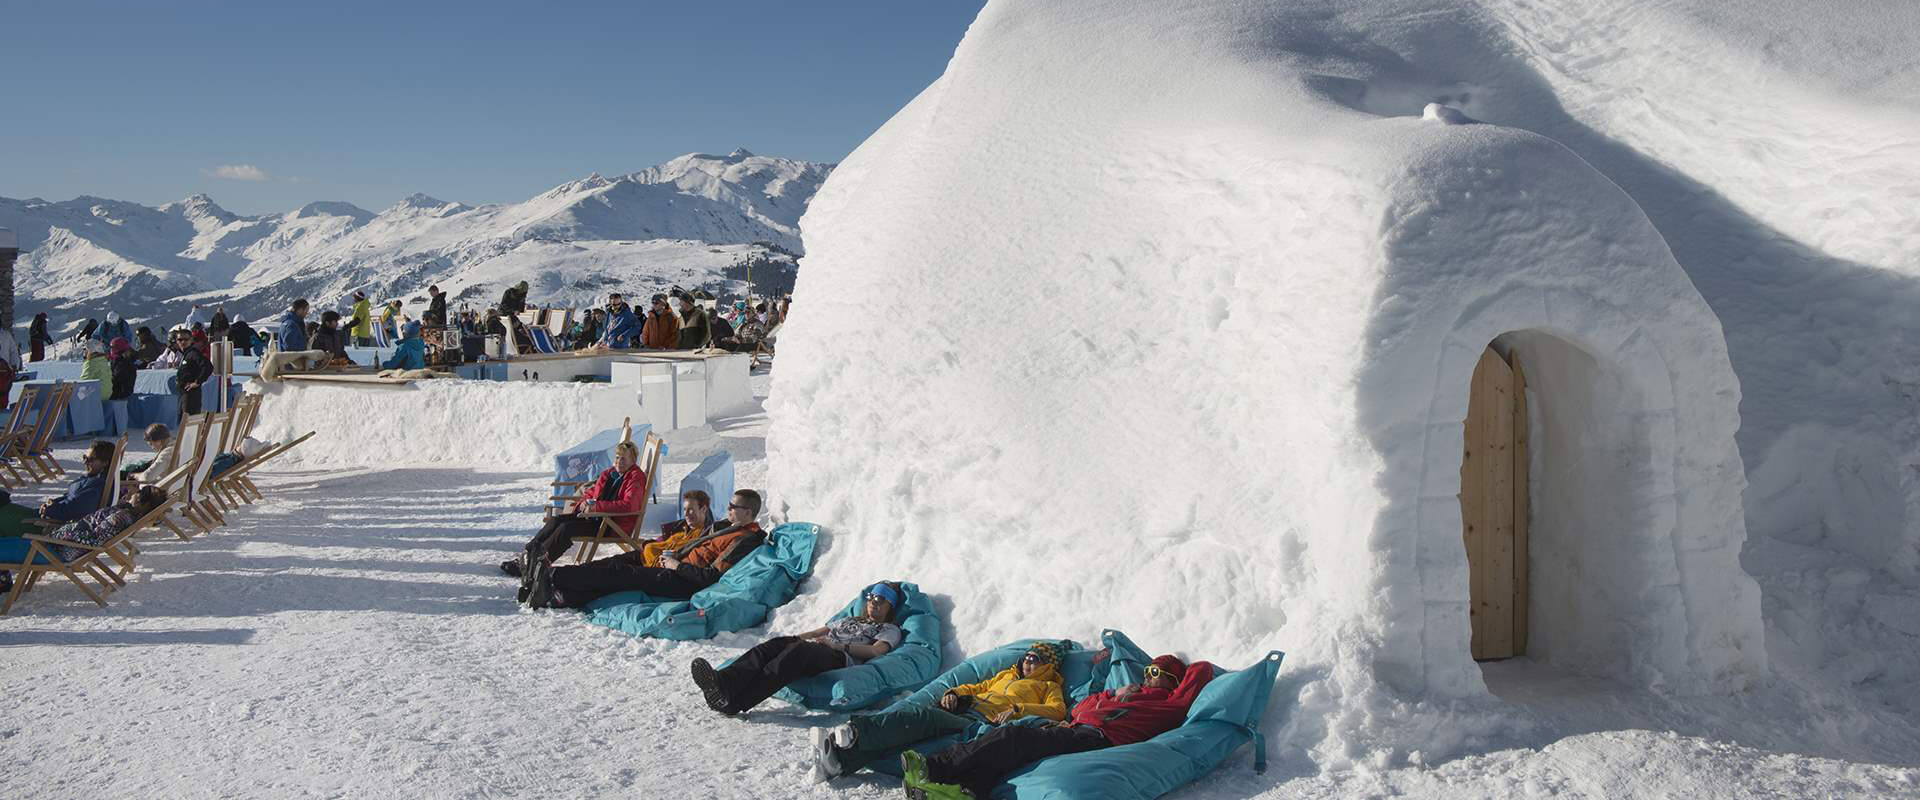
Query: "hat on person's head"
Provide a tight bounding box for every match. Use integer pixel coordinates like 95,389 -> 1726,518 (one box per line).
109,337 -> 130,356
106,311 -> 120,323
1022,641 -> 1063,668
354,290 -> 366,300
651,293 -> 668,303
1148,655 -> 1187,681
515,280 -> 528,291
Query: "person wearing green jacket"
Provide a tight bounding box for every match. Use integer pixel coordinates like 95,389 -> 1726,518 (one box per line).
349,291 -> 373,346
80,340 -> 115,397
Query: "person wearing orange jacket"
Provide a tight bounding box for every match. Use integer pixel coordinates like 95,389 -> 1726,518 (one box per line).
904,654 -> 1216,799
811,642 -> 1068,782
523,489 -> 765,609
640,293 -> 679,349
503,440 -> 648,579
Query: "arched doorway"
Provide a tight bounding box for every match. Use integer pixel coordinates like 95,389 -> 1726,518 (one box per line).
1460,344 -> 1529,660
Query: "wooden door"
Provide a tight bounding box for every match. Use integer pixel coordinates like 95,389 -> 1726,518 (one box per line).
1460,346 -> 1530,660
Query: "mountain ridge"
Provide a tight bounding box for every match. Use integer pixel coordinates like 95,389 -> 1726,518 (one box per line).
3,150 -> 831,331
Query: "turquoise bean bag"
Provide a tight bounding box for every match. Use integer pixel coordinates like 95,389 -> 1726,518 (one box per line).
864,632 -> 1138,777
994,643 -> 1285,799
870,630 -> 1283,800
771,581 -> 945,710
580,522 -> 818,640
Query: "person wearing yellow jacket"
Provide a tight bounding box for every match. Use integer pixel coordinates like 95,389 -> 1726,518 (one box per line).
640,490 -> 711,567
809,642 -> 1068,782
349,292 -> 373,346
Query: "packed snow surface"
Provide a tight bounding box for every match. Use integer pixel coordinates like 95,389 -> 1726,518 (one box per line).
768,0 -> 1920,772
2,376 -> 1915,798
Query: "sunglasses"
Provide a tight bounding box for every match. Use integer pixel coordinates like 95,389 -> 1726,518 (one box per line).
863,593 -> 890,604
1142,665 -> 1174,681
1021,653 -> 1046,664
727,503 -> 751,511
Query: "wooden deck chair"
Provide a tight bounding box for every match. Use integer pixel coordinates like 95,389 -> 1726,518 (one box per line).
172,410 -> 228,533
0,386 -> 43,488
212,430 -> 314,506
20,431 -> 127,536
20,383 -> 75,481
751,322 -> 783,368
1,498 -> 178,614
571,429 -> 664,562
148,412 -> 211,537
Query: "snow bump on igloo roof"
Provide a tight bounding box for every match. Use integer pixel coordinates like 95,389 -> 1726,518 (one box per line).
768,0 -> 1765,763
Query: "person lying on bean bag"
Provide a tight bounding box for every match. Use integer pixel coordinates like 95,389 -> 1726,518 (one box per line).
902,654 -> 1216,800
810,641 -> 1066,782
690,581 -> 907,715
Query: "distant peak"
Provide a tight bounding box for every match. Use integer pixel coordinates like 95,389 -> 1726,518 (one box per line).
726,148 -> 756,159
292,201 -> 373,221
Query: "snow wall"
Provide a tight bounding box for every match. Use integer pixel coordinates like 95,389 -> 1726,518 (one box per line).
251,381 -> 620,472
765,0 -> 1803,765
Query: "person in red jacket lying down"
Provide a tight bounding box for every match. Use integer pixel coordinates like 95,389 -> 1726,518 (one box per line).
901,654 -> 1215,800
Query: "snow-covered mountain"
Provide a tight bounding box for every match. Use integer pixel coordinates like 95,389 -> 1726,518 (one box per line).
3,149 -> 829,332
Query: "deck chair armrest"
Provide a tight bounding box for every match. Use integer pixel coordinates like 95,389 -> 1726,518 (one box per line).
19,533 -> 91,554
551,481 -> 588,488
578,510 -> 643,520
25,518 -> 58,528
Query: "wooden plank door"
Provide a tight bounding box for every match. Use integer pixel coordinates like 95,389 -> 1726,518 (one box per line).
1461,346 -> 1528,660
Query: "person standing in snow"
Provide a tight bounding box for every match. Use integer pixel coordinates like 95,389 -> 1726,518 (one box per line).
277,299 -> 311,353
349,291 -> 373,347
691,583 -> 915,720
208,308 -> 229,343
640,294 -> 678,349
106,338 -> 136,435
184,304 -> 206,330
903,655 -> 1217,799
176,339 -> 214,416
80,339 -> 114,399
499,281 -> 529,316
672,290 -> 711,349
522,489 -> 765,610
94,312 -> 131,346
227,317 -> 257,356
808,640 -> 1068,781
425,285 -> 447,327
132,327 -> 163,366
597,296 -> 640,349
28,313 -> 51,362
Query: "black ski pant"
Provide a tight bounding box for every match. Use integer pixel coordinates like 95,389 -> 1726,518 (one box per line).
925,723 -> 1110,797
548,561 -> 708,608
713,636 -> 846,713
523,513 -> 601,563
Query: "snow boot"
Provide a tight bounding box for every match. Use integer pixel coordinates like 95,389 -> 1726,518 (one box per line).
524,560 -> 555,609
809,723 -> 853,782
500,558 -> 522,578
689,657 -> 734,715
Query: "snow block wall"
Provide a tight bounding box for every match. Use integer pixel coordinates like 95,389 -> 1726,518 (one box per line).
252,381 -> 617,472
767,0 -> 1777,763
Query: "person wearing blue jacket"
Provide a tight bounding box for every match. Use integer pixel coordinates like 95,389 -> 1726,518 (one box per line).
0,440 -> 111,537
92,312 -> 132,345
277,299 -> 311,352
382,321 -> 427,370
598,297 -> 640,349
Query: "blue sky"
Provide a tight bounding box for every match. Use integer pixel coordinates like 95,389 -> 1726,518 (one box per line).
0,0 -> 984,215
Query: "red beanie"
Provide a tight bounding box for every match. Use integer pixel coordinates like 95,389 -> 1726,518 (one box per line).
1149,655 -> 1187,681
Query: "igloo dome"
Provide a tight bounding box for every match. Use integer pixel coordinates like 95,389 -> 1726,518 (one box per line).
767,0 -> 1766,759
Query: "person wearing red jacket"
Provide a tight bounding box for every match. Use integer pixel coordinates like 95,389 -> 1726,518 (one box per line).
502,440 -> 648,579
903,654 -> 1215,799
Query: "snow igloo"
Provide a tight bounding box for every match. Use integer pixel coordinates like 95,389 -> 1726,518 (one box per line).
767,0 -> 1767,754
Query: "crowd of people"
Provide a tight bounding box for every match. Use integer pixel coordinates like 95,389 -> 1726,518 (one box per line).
501,458 -> 1211,798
